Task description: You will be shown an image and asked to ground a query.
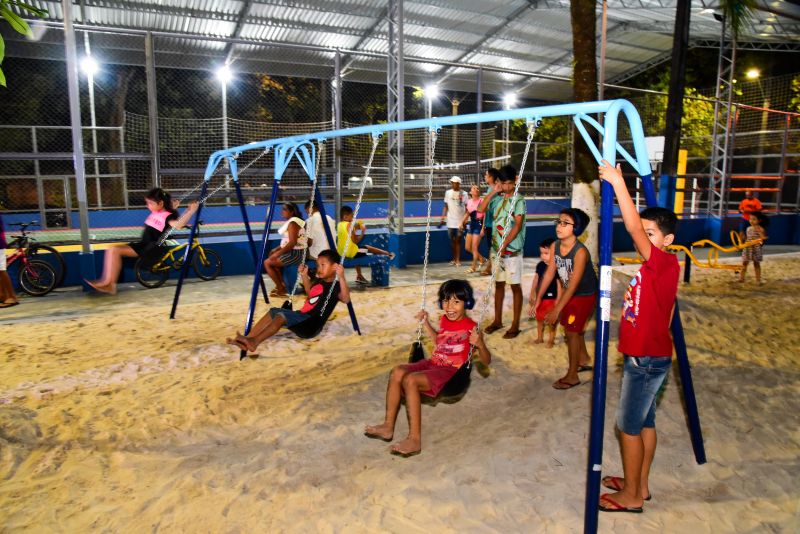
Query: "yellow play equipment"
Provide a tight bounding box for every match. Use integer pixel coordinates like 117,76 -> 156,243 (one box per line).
615,231 -> 764,273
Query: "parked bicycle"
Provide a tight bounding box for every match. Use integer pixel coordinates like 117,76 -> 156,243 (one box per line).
6,223 -> 58,296
134,221 -> 222,288
6,221 -> 67,287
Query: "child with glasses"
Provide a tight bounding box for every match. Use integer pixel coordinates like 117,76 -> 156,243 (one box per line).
533,207 -> 597,389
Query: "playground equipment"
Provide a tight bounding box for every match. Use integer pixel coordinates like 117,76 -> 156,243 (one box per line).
616,230 -> 764,276
192,99 -> 704,534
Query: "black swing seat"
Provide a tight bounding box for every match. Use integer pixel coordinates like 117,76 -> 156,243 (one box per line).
409,342 -> 473,404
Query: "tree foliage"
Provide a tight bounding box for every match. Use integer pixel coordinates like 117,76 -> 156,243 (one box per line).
0,0 -> 47,87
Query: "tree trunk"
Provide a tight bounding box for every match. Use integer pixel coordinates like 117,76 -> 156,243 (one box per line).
570,0 -> 600,259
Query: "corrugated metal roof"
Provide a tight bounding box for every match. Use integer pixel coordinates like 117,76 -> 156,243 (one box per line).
3,0 -> 799,101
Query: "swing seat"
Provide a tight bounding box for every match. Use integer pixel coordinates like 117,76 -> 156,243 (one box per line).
408,343 -> 473,404
283,256 -> 390,290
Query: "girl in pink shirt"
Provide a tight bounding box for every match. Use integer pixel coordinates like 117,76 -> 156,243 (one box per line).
462,185 -> 487,273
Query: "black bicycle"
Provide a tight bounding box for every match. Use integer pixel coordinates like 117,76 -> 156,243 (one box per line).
7,222 -> 66,287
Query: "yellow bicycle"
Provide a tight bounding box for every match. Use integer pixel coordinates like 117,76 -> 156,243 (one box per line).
134,223 -> 222,288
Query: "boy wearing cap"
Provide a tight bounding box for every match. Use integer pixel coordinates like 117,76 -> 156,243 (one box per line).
441,176 -> 468,266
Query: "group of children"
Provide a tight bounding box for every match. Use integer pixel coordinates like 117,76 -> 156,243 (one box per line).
81,169 -> 761,515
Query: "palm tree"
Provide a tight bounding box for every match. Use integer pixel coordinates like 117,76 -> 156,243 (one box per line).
569,0 -> 599,256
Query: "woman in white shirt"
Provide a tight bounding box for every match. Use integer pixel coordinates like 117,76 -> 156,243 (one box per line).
264,202 -> 307,297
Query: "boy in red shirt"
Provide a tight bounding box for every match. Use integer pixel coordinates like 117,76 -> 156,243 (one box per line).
598,161 -> 680,513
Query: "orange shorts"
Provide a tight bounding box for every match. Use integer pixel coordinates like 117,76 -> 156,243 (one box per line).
560,294 -> 596,333
536,299 -> 556,322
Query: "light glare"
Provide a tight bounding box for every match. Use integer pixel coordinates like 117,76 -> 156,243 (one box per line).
80,56 -> 99,76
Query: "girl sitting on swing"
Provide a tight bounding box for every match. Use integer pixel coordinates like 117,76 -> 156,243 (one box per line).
364,279 -> 491,457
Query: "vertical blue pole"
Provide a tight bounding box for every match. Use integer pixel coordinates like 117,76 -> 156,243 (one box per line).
233,180 -> 269,303
314,187 -> 361,335
584,162 -> 615,534
671,301 -> 706,464
169,181 -> 206,319
240,181 -> 280,360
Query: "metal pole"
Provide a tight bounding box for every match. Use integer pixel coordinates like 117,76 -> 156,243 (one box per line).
598,0 -> 607,101
170,181 -> 206,319
334,50 -> 343,219
691,177 -> 697,214
84,33 -> 101,209
62,0 -> 93,267
144,32 -> 161,188
475,67 -> 482,185
234,178 -> 269,303
776,115 -> 789,212
32,127 -> 47,227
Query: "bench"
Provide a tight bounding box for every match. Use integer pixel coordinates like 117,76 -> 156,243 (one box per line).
282,254 -> 390,291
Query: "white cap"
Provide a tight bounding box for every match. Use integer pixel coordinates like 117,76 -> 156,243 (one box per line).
450,176 -> 462,183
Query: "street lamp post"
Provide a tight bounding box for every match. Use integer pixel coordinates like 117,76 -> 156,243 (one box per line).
216,65 -> 232,204
502,93 -> 517,160
746,68 -> 769,187
81,54 -> 100,209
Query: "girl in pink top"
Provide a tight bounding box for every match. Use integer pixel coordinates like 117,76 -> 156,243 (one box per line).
86,188 -> 198,294
461,185 -> 487,273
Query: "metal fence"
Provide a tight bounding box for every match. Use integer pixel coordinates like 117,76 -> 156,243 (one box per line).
0,26 -> 798,234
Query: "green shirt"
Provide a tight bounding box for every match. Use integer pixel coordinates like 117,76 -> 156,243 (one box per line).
491,195 -> 526,254
484,193 -> 502,229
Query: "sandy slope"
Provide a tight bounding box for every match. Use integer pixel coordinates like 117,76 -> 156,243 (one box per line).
1,255 -> 798,532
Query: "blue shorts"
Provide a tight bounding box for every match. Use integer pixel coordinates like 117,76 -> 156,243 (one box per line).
466,220 -> 482,235
268,307 -> 310,328
616,356 -> 671,435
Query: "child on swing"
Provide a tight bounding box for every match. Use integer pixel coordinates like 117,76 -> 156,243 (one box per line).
226,249 -> 350,351
364,279 -> 491,457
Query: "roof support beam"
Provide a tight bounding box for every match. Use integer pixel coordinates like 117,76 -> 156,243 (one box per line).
434,1 -> 537,85
340,8 -> 389,77
223,0 -> 254,64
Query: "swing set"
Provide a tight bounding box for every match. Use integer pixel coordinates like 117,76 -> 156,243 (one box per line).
174,99 -> 705,534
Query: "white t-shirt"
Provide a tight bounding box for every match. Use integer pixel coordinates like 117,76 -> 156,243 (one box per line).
305,211 -> 336,259
444,189 -> 468,229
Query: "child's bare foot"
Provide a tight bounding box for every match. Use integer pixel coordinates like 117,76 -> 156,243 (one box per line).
226,332 -> 257,352
390,437 -> 421,457
533,338 -> 544,344
364,423 -> 393,442
545,339 -> 555,348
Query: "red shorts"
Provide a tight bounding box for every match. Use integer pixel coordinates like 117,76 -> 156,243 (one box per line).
536,299 -> 556,321
560,294 -> 597,333
403,359 -> 460,397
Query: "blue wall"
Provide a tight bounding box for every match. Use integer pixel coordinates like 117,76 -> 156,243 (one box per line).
29,213 -> 799,289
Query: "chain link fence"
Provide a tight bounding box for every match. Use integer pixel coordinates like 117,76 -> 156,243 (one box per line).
0,26 -> 798,237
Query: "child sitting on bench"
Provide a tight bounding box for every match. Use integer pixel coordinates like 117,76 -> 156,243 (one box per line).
226,249 -> 350,351
337,205 -> 394,285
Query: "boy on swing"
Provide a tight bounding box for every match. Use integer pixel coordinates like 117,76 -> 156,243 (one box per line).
226,249 -> 350,351
597,161 -> 680,513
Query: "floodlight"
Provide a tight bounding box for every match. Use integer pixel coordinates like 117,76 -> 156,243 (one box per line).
745,68 -> 760,80
424,84 -> 439,100
503,93 -> 518,108
80,56 -> 99,77
216,65 -> 233,85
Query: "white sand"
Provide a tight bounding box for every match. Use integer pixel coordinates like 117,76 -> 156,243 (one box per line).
1,255 -> 799,532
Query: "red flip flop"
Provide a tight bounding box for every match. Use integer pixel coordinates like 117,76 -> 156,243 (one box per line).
598,494 -> 643,513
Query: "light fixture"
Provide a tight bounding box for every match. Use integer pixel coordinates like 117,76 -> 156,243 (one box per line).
216,65 -> 233,84
503,92 -> 518,108
745,68 -> 760,80
423,84 -> 439,100
80,56 -> 99,76
699,8 -> 715,15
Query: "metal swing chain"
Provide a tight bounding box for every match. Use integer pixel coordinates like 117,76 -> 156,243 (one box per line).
473,119 -> 538,353
288,140 -> 325,303
416,128 -> 439,344
157,147 -> 271,246
317,134 -> 381,317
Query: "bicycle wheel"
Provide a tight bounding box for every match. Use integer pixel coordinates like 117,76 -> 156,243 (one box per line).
18,260 -> 57,296
192,248 -> 222,281
28,244 -> 66,287
134,257 -> 170,288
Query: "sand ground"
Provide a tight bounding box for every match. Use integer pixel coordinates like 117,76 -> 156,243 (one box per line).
1,253 -> 798,533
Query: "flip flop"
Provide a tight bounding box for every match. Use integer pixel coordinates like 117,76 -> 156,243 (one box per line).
390,448 -> 421,458
502,329 -> 521,339
364,431 -> 392,443
552,378 -> 580,390
578,365 -> 594,372
484,324 -> 504,334
0,301 -> 19,308
601,476 -> 652,500
598,494 -> 643,513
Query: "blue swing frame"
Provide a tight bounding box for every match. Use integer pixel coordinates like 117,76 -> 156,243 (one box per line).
176,99 -> 705,533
